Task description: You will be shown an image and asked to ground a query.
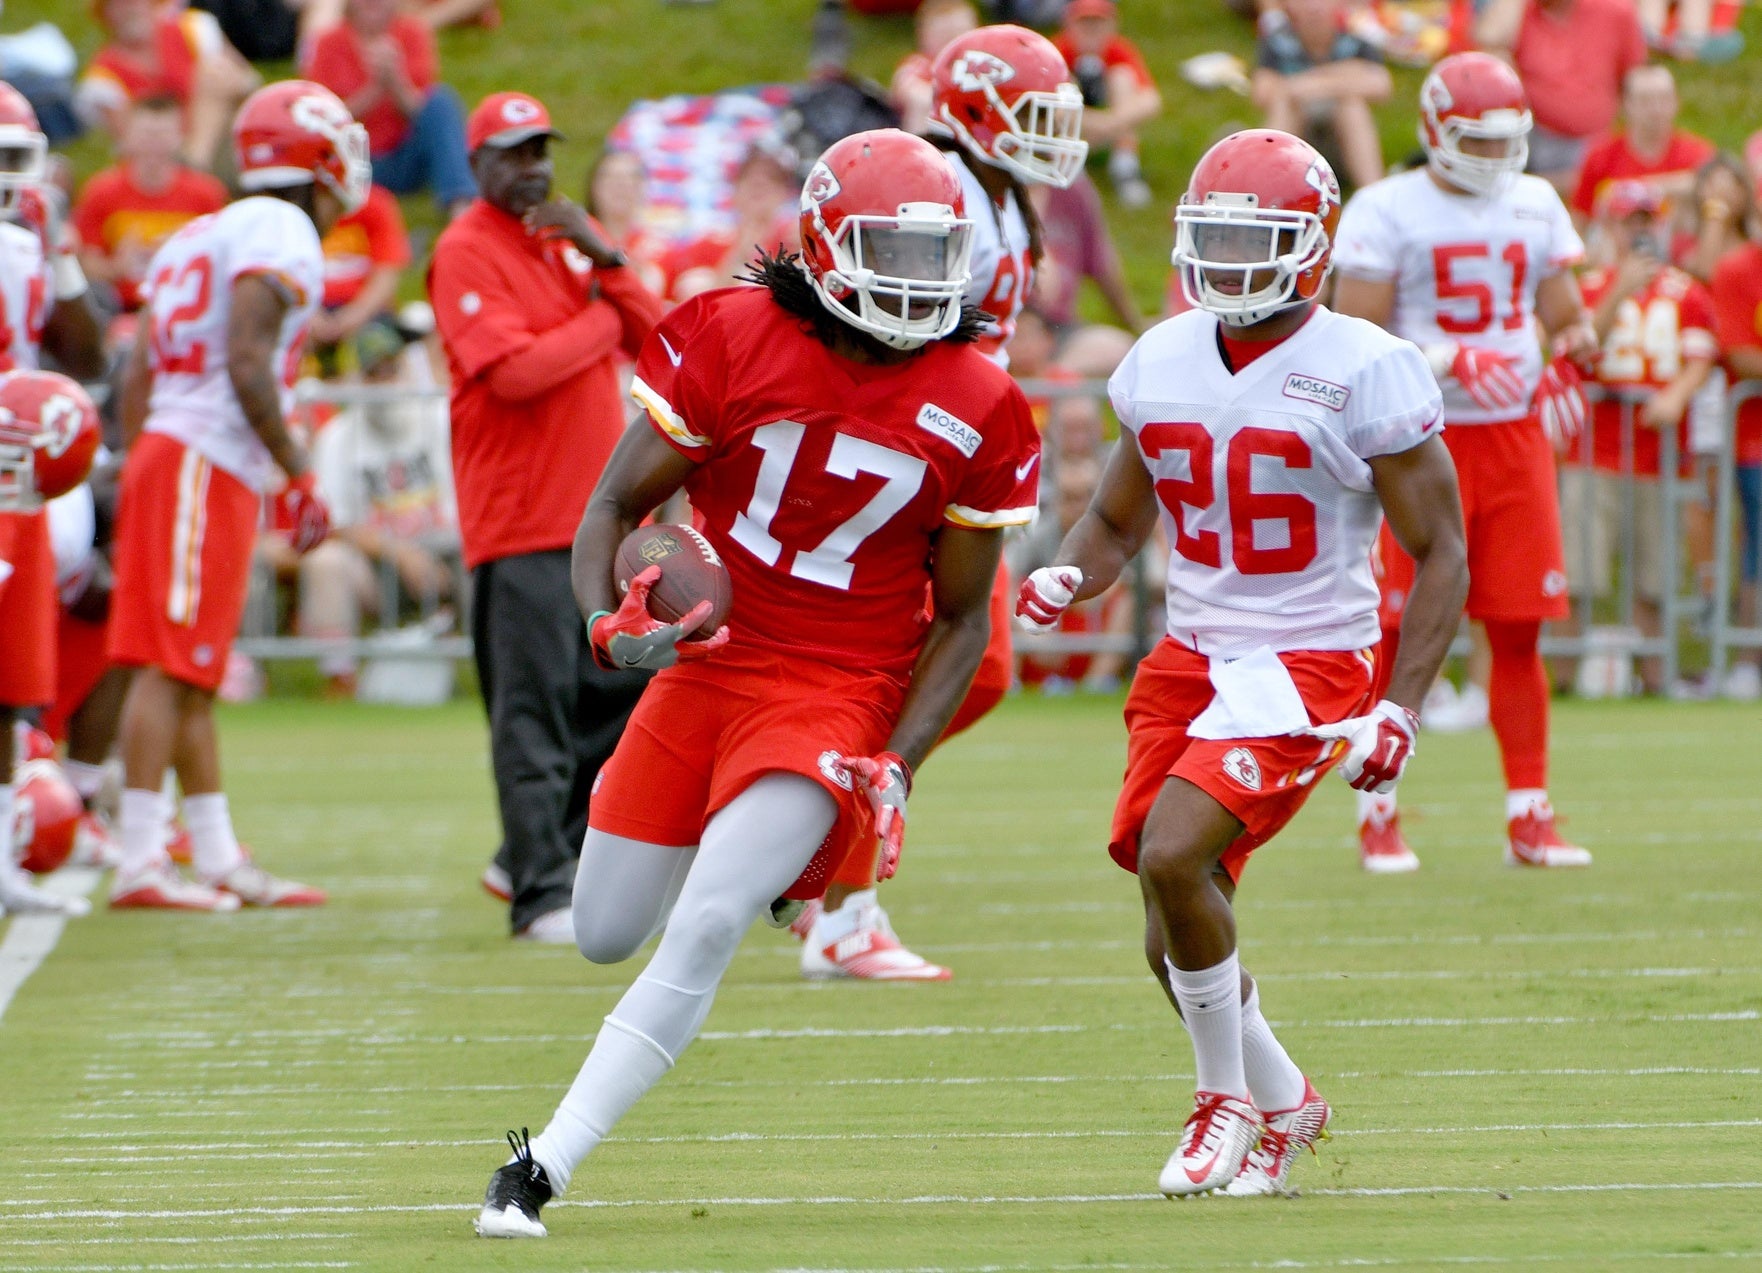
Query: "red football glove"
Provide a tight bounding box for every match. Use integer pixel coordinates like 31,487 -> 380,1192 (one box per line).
1449,344 -> 1528,413
1535,354 -> 1587,449
835,750 -> 911,880
1015,565 -> 1083,632
590,564 -> 729,671
279,472 -> 331,554
1309,699 -> 1419,794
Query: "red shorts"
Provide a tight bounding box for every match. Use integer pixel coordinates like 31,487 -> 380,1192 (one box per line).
1109,638 -> 1375,884
42,610 -> 111,740
0,509 -> 56,707
107,433 -> 261,693
587,641 -> 906,898
1373,520 -> 1412,631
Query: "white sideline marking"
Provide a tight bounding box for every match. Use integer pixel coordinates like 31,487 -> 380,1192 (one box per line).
3,1234 -> 350,1249
0,1265 -> 353,1272
0,867 -> 102,1025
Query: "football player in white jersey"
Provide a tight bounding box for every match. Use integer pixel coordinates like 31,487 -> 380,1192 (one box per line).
1017,130 -> 1468,1196
786,23 -> 1089,982
105,80 -> 368,911
1332,52 -> 1597,872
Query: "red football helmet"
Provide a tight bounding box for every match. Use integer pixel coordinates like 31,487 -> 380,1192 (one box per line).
11,758 -> 81,875
1173,129 -> 1341,327
0,370 -> 101,510
233,80 -> 371,215
931,24 -> 1088,188
0,82 -> 46,213
799,129 -> 974,349
1420,52 -> 1531,198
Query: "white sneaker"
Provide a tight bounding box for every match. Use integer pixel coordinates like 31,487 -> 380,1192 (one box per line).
1225,1079 -> 1331,1196
481,862 -> 512,902
205,854 -> 327,907
1358,813 -> 1420,874
1159,1091 -> 1263,1197
109,863 -> 241,912
1505,805 -> 1592,868
0,861 -> 92,918
1424,681 -> 1488,733
800,902 -> 951,981
514,907 -> 575,944
1723,662 -> 1762,701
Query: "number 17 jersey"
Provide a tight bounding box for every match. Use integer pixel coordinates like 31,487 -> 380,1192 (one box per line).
1109,307 -> 1442,658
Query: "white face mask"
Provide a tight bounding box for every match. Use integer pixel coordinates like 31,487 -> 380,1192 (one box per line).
808,204 -> 975,349
1424,109 -> 1531,199
1173,195 -> 1329,328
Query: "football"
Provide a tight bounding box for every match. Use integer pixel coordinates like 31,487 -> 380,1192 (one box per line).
613,523 -> 733,640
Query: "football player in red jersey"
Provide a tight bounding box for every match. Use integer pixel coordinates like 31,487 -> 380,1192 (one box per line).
785,23 -> 1089,982
474,129 -> 1040,1239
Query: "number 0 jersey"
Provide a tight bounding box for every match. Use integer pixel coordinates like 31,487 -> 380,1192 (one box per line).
632,286 -> 1040,677
947,149 -> 1031,369
1109,307 -> 1442,658
140,196 -> 324,492
0,220 -> 51,372
1332,169 -> 1583,424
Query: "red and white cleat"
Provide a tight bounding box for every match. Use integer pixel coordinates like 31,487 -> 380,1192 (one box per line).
69,812 -> 121,870
1159,1091 -> 1263,1197
1505,806 -> 1591,868
481,862 -> 511,902
164,819 -> 193,866
1225,1078 -> 1331,1197
1359,813 -> 1419,874
800,902 -> 951,981
206,852 -> 327,907
110,863 -> 242,912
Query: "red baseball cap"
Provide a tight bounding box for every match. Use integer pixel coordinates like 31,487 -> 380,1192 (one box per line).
467,91 -> 563,153
1064,0 -> 1117,20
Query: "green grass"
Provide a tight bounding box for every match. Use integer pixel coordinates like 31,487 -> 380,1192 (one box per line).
2,692 -> 1759,1271
13,0 -> 1762,316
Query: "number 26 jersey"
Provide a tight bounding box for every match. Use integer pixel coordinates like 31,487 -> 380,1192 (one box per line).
631,286 -> 1041,678
1109,307 -> 1442,659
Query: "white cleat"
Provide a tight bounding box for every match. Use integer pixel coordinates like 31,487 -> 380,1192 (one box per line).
109,863 -> 241,912
0,862 -> 92,918
1505,807 -> 1592,868
474,1202 -> 547,1239
1358,814 -> 1420,874
1225,1079 -> 1331,1197
1159,1091 -> 1263,1197
800,902 -> 951,981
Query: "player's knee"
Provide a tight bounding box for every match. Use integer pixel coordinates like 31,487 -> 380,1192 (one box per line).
571,902 -> 650,965
662,895 -> 755,971
1136,835 -> 1211,894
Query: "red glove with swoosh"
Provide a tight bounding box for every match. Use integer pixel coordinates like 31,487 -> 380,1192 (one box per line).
1534,354 -> 1588,449
835,750 -> 911,880
1307,700 -> 1419,793
589,564 -> 729,671
279,472 -> 331,554
1450,345 -> 1528,413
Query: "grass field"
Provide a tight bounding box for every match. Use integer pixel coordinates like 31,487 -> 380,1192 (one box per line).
2,691 -> 1759,1272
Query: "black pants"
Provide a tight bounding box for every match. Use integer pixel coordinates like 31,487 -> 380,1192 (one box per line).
471,550 -> 650,932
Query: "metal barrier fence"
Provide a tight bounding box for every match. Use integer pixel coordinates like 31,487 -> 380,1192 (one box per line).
236,376 -> 1762,693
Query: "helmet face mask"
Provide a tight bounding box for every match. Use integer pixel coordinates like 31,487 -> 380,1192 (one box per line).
235,81 -> 373,217
973,80 -> 1088,188
932,25 -> 1089,190
0,133 -> 46,211
1420,54 -> 1532,199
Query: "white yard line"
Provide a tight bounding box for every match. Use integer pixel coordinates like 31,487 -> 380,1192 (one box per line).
0,867 -> 102,1025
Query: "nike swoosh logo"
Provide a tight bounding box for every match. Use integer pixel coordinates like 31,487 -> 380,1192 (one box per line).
1184,1151 -> 1222,1184
659,334 -> 683,367
1015,455 -> 1038,482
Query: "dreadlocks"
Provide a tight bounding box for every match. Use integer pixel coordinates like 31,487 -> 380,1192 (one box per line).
927,132 -> 1047,268
741,250 -> 991,350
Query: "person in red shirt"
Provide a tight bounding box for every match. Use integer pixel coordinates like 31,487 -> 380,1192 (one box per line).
655,145 -> 798,304
301,0 -> 475,215
428,92 -> 665,942
889,0 -> 977,135
312,183 -> 410,358
1054,0 -> 1163,208
1709,216 -> 1762,698
73,96 -> 225,316
76,0 -> 259,171
1569,64 -> 1715,232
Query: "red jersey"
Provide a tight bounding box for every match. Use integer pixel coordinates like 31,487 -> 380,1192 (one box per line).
1577,264 -> 1716,477
1052,32 -> 1157,93
1711,243 -> 1762,467
319,185 -> 411,309
84,14 -> 203,110
1570,130 -> 1716,222
72,163 -> 226,311
301,17 -> 437,155
631,287 -> 1040,676
1513,0 -> 1646,140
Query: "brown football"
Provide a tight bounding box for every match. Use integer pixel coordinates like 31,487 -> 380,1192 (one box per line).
612,523 -> 733,640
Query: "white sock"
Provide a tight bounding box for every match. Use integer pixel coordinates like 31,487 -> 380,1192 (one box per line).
1240,982 -> 1306,1113
1506,788 -> 1549,821
811,887 -> 876,945
528,1016 -> 673,1193
64,760 -> 106,804
0,784 -> 14,858
119,788 -> 170,878
184,792 -> 244,879
1356,789 -> 1397,827
1166,952 -> 1248,1099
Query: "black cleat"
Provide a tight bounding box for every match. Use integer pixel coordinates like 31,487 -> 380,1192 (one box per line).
474,1128 -> 554,1238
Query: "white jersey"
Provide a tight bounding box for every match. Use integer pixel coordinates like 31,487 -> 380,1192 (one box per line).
0,219 -> 51,372
1109,307 -> 1442,658
1333,169 -> 1583,424
946,150 -> 1031,368
141,196 -> 323,492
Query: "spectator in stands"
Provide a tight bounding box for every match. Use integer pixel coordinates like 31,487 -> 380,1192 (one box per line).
415,0 -> 502,30
1676,152 -> 1753,283
1636,0 -> 1744,62
302,0 -> 475,217
187,0 -> 335,63
1053,0 -> 1162,209
1569,64 -> 1713,234
1026,173 -> 1142,378
889,0 -> 976,136
1475,0 -> 1647,196
659,144 -> 797,303
76,0 -> 259,170
1251,0 -> 1391,194
301,318 -> 455,699
1710,181 -> 1762,700
72,96 -> 225,317
584,150 -> 666,300
312,182 -> 411,368
427,92 -> 666,941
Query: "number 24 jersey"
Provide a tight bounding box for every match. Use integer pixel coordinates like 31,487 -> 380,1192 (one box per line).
1108,307 -> 1442,659
632,287 -> 1041,677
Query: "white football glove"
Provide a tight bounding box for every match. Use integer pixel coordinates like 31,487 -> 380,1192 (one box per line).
1015,565 -> 1083,632
1306,699 -> 1419,794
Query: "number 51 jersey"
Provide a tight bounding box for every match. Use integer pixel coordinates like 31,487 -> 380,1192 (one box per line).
1109,307 -> 1442,659
631,286 -> 1041,679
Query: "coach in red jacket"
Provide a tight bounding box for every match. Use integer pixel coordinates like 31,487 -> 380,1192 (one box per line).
429,91 -> 664,942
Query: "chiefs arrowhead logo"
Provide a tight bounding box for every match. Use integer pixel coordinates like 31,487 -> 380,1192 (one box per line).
290,91 -> 350,134
1304,159 -> 1339,218
1421,73 -> 1454,116
801,160 -> 841,210
950,50 -> 1016,93
1222,747 -> 1263,792
501,97 -> 541,125
37,394 -> 81,458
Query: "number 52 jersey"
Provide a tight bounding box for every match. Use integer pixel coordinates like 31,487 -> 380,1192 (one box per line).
631,286 -> 1041,678
1109,307 -> 1442,659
